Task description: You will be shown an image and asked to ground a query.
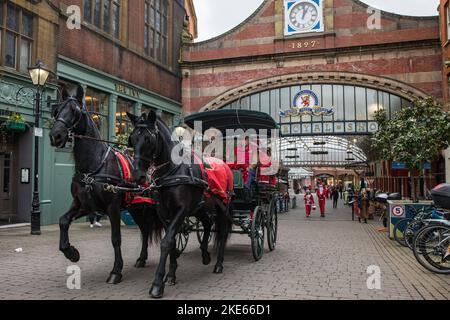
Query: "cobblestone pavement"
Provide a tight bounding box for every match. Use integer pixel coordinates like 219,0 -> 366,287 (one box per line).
0,195 -> 448,300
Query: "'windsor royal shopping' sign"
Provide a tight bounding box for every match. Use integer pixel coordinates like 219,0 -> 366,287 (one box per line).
279,89 -> 379,136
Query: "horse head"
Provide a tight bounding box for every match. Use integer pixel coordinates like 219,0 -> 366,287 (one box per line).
49,84 -> 85,148
127,110 -> 160,185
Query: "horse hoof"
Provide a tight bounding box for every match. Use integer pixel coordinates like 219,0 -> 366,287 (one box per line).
202,252 -> 211,265
106,273 -> 122,284
63,247 -> 80,263
134,259 -> 146,268
213,265 -> 224,274
164,275 -> 177,286
150,285 -> 164,299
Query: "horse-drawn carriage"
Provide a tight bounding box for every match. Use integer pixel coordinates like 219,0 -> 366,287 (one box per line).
175,110 -> 281,261
49,85 -> 285,298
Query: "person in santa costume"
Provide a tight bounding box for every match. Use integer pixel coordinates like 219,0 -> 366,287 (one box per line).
304,189 -> 315,218
316,183 -> 327,217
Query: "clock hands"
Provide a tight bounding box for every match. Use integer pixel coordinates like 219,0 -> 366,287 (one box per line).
302,6 -> 309,20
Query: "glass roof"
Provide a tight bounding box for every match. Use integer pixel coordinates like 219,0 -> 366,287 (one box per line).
278,136 -> 368,168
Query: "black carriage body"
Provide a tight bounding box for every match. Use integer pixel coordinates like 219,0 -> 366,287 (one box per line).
179,110 -> 282,260
431,184 -> 450,209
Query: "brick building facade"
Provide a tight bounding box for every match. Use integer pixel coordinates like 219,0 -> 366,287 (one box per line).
181,0 -> 444,197
0,0 -> 190,225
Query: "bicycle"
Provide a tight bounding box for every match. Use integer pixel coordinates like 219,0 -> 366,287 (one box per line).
412,219 -> 450,274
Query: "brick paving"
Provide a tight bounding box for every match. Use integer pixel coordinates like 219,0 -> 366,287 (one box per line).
0,195 -> 448,300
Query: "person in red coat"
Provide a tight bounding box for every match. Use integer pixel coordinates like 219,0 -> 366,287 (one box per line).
304,189 -> 315,218
316,184 -> 327,217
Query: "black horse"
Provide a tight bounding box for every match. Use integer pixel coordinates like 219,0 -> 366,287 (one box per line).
49,84 -> 162,284
127,111 -> 234,298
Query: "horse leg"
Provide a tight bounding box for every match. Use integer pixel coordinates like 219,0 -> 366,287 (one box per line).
150,208 -> 186,299
196,210 -> 212,265
59,202 -> 85,262
129,205 -> 149,268
106,204 -> 124,284
214,205 -> 232,274
164,245 -> 178,286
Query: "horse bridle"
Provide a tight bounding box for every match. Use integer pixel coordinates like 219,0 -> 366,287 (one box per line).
131,123 -> 170,175
54,97 -> 84,136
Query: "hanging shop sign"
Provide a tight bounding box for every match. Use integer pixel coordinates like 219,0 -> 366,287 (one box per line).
280,89 -> 334,118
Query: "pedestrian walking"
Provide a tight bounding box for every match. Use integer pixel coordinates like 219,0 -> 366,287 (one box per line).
332,188 -> 339,209
316,184 -> 327,217
304,189 -> 315,218
89,212 -> 102,228
358,189 -> 369,223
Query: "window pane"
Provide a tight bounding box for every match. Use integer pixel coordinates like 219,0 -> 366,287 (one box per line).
22,12 -> 33,38
19,39 -> 30,73
144,27 -> 148,53
145,2 -> 149,23
311,84 -> 322,122
0,1 -> 4,26
5,32 -> 16,68
150,7 -> 154,26
162,37 -> 167,64
155,0 -> 160,11
344,86 -> 355,121
116,98 -> 133,135
155,11 -> 161,32
103,0 -> 110,33
355,87 -> 367,121
261,91 -> 270,115
112,3 -> 119,38
84,0 -> 92,22
94,0 -> 101,27
388,94 -> 402,116
155,32 -> 160,60
322,85 -> 333,121
7,4 -> 19,31
333,85 -> 344,121
162,15 -> 167,35
162,0 -> 168,16
150,29 -> 154,56
85,88 -> 109,138
366,89 -> 377,120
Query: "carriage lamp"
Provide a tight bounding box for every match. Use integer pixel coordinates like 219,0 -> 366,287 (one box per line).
28,61 -> 52,235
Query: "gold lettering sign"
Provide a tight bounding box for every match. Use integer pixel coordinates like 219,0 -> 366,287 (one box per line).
115,84 -> 140,98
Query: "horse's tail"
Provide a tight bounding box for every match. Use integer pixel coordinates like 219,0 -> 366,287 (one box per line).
213,200 -> 233,251
147,207 -> 164,245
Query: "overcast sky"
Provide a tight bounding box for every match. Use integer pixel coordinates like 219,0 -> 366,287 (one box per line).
193,0 -> 440,42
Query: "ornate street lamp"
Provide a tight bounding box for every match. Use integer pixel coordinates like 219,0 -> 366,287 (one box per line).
28,61 -> 51,235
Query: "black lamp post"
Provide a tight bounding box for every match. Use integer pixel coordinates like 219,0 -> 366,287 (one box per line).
28,61 -> 50,235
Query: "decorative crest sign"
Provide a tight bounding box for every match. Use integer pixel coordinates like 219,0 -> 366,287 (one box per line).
280,89 -> 334,118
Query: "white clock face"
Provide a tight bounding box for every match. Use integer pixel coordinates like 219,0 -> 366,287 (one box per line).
288,1 -> 319,32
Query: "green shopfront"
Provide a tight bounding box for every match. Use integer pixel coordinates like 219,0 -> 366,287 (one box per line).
50,56 -> 181,226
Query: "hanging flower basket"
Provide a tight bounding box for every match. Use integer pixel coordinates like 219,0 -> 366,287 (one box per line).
4,113 -> 26,132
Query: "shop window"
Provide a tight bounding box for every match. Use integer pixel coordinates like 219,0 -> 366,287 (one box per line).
0,1 -> 33,73
116,98 -> 133,136
84,0 -> 120,39
145,0 -> 169,65
85,88 -> 109,139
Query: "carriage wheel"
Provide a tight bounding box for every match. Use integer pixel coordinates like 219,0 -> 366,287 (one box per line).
251,206 -> 265,261
196,221 -> 213,245
267,198 -> 278,252
175,218 -> 193,255
175,231 -> 189,256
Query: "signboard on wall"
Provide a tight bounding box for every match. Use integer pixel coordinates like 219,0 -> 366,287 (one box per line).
284,0 -> 324,36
